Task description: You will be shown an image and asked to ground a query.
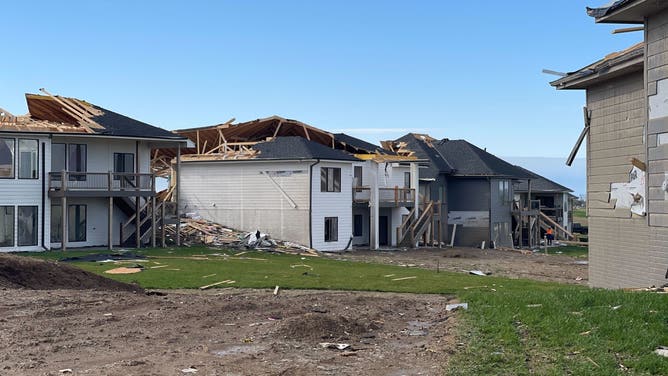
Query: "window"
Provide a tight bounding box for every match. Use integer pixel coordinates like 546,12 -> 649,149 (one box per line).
0,138 -> 15,178
0,206 -> 14,247
404,172 -> 411,188
51,143 -> 66,173
353,214 -> 363,237
114,153 -> 135,187
320,167 -> 341,192
18,139 -> 38,179
68,205 -> 86,242
324,217 -> 338,242
354,166 -> 363,187
498,180 -> 511,203
17,206 -> 37,246
114,153 -> 134,174
51,205 -> 62,243
68,144 -> 87,181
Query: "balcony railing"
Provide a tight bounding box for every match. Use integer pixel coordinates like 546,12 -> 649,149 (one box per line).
353,186 -> 415,206
48,172 -> 155,195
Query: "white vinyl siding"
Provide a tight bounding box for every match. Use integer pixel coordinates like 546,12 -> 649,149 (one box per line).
311,161 -> 353,251
180,160 -> 311,246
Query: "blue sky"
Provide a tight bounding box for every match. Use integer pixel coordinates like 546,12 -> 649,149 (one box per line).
1,1 -> 641,194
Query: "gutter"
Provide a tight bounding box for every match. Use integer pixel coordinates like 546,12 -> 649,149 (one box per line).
308,159 -> 321,249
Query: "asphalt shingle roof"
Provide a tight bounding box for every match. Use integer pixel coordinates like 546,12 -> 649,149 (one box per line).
334,133 -> 393,154
395,134 -> 454,179
433,139 -> 534,179
91,105 -> 185,140
254,136 -> 358,161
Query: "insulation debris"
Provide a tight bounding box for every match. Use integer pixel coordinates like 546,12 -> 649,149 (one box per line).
609,165 -> 646,216
165,218 -> 320,256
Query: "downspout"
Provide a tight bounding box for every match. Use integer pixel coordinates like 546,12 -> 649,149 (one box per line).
41,141 -> 47,250
308,159 -> 321,249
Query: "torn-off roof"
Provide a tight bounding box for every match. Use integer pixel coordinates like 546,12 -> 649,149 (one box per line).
333,133 -> 392,154
393,134 -> 454,179
254,136 -> 359,161
0,93 -> 187,142
550,42 -> 644,90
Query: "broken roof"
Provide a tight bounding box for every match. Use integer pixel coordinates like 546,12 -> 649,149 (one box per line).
550,42 -> 644,90
333,133 -> 392,154
0,92 -> 187,142
433,139 -> 534,179
392,134 -> 454,179
587,0 -> 667,24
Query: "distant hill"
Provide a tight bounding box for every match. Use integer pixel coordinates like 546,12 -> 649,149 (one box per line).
503,157 -> 586,196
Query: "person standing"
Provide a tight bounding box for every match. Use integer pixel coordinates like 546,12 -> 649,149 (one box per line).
546,228 -> 554,246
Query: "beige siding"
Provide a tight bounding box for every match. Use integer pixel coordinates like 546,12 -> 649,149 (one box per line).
586,72 -> 652,288
180,160 -> 311,246
646,10 -> 668,286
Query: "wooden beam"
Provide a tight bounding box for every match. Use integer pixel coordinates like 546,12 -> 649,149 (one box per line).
302,124 -> 310,140
273,121 -> 283,137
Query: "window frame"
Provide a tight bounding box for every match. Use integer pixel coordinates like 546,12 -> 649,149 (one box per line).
18,139 -> 39,180
68,144 -> 87,181
0,205 -> 15,247
51,143 -> 66,174
324,217 -> 338,242
0,137 -> 15,179
404,171 -> 411,188
353,166 -> 363,187
320,167 -> 341,192
17,205 -> 38,247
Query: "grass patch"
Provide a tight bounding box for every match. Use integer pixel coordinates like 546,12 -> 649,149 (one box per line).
551,245 -> 588,258
19,247 -> 668,375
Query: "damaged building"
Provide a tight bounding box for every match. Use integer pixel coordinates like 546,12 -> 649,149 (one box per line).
551,0 -> 668,288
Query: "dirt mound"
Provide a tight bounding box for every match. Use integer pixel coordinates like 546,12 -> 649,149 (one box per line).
278,312 -> 381,341
0,254 -> 143,292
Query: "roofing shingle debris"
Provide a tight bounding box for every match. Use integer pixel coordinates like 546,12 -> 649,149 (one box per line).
0,90 -> 186,141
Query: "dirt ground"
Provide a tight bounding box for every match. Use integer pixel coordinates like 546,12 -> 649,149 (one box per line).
0,288 -> 456,376
0,248 -> 586,375
328,247 -> 589,285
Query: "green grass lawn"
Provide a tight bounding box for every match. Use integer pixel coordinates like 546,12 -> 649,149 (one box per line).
21,247 -> 668,375
552,245 -> 588,258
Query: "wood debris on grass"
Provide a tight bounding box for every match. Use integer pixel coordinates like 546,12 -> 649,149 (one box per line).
199,280 -> 236,290
391,276 -> 417,281
164,218 -> 320,257
105,267 -> 142,275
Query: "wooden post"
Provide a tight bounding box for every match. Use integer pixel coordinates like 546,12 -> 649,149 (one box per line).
161,202 -> 166,247
108,196 -> 113,250
527,179 -> 532,248
61,196 -> 67,251
135,196 -> 140,248
151,196 -> 156,248
176,143 -> 181,246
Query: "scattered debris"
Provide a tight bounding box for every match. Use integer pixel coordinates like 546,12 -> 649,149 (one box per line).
625,285 -> 668,293
103,313 -> 113,317
290,264 -> 313,270
574,260 -> 589,265
580,330 -> 592,336
202,274 -> 216,278
104,267 -> 143,275
168,218 -> 320,256
575,277 -> 583,281
446,303 -> 468,312
655,346 -> 668,357
391,276 -> 417,281
181,366 -> 198,373
60,252 -> 146,263
586,356 -> 600,368
611,305 -> 622,310
468,270 -> 491,276
273,286 -> 280,296
526,304 -> 542,308
320,343 -> 351,350
199,280 -> 235,290
150,265 -> 169,269
59,369 -> 73,374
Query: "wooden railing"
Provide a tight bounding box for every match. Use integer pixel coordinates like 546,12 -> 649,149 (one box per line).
48,172 -> 154,193
352,186 -> 415,205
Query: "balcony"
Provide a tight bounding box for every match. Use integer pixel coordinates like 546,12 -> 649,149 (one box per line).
353,186 -> 415,207
48,172 -> 155,197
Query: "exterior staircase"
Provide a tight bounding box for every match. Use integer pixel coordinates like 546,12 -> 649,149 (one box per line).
397,200 -> 441,248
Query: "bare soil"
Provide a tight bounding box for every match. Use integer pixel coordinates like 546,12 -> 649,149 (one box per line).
328,247 -> 588,285
0,288 -> 456,375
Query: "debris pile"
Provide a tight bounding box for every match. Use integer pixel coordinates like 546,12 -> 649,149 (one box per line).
165,218 -> 319,256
